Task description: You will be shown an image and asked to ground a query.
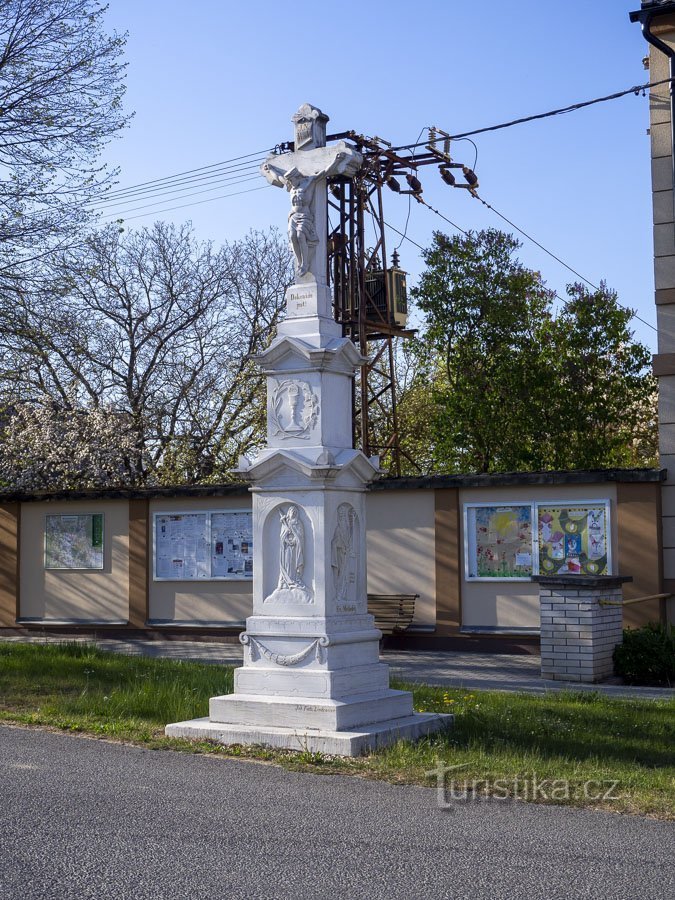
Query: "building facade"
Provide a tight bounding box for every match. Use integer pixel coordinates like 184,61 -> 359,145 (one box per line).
0,468 -> 666,646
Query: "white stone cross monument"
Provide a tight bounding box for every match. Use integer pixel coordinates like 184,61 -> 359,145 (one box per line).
166,103 -> 450,754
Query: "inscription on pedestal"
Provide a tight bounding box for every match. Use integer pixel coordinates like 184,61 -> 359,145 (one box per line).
287,288 -> 313,309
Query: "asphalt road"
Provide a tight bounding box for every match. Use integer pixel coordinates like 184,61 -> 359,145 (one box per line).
0,724 -> 673,900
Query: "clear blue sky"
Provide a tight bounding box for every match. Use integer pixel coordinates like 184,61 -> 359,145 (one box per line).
101,1 -> 658,349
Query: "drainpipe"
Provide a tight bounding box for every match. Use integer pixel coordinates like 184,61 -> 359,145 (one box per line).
630,3 -> 675,238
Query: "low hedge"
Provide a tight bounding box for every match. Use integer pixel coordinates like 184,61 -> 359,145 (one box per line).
613,622 -> 675,686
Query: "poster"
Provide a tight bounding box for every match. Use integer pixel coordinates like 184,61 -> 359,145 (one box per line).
155,513 -> 209,580
466,505 -> 533,579
45,514 -> 104,569
538,505 -> 608,576
211,512 -> 253,578
154,510 -> 253,580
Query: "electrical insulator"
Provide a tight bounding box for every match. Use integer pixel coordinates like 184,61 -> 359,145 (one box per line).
462,166 -> 478,187
406,173 -> 422,193
428,128 -> 437,146
444,138 -> 450,156
440,167 -> 455,186
386,176 -> 401,192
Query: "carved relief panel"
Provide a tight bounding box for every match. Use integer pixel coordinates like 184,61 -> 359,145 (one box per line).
331,503 -> 359,611
269,379 -> 319,441
263,503 -> 314,605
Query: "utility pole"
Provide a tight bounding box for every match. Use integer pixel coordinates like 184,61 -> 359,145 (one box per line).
272,125 -> 479,476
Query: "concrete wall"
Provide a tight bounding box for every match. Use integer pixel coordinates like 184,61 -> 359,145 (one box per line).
0,504 -> 19,626
18,500 -> 129,623
147,491 -> 438,628
365,490 -> 436,628
148,496 -> 253,626
0,477 -> 664,635
648,15 -> 675,626
616,482 -> 664,626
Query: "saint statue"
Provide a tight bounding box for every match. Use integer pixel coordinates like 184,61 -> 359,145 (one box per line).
331,503 -> 356,602
277,505 -> 307,592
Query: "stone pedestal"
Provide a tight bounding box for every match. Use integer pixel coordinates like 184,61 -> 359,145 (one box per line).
166,103 -> 451,755
165,318 -> 451,753
534,575 -> 632,683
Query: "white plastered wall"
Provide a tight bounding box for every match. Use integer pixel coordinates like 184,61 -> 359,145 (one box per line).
459,484 -> 618,631
19,500 -> 129,623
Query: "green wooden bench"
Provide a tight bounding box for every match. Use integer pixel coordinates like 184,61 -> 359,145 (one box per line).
367,594 -> 417,636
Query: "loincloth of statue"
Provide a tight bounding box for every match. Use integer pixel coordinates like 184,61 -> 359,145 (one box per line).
288,209 -> 319,245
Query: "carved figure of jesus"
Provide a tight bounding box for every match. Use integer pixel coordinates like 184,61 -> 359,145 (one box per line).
260,104 -> 362,283
287,184 -> 319,277
278,505 -> 306,590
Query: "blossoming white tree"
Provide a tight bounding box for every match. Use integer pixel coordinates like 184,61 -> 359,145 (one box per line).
0,224 -> 292,488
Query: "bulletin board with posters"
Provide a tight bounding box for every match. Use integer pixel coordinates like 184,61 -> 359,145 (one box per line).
44,513 -> 104,570
536,502 -> 611,577
153,511 -> 253,581
464,503 -> 535,581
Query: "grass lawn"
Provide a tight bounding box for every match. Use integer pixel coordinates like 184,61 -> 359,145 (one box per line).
1,641 -> 673,819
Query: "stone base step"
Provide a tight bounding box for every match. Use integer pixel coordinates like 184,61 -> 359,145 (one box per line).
209,688 -> 413,731
234,662 -> 390,699
165,712 -> 453,757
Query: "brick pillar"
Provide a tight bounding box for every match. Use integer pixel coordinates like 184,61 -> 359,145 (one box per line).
534,575 -> 632,683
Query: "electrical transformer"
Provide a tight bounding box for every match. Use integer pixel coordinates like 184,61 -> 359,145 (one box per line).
364,264 -> 408,327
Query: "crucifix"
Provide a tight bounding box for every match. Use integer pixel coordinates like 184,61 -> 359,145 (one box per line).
166,102 -> 450,756
261,103 -> 362,284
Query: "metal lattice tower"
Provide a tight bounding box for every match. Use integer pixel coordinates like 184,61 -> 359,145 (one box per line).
274,125 -> 479,475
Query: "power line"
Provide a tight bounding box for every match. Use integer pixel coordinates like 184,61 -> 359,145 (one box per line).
394,127 -> 426,251
92,160 -> 265,209
95,173 -> 262,216
473,193 -> 598,288
391,77 -> 670,151
383,220 -> 425,251
409,188 -> 658,336
416,197 -> 467,236
100,184 -> 271,223
93,148 -> 272,202
471,193 -> 657,333
16,149 -> 271,222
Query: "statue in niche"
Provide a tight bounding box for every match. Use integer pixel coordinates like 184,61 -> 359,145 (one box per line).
331,503 -> 358,604
266,505 -> 313,604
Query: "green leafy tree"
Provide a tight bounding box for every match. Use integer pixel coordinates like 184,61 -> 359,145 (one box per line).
538,282 -> 657,469
409,229 -> 556,472
406,229 -> 657,473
